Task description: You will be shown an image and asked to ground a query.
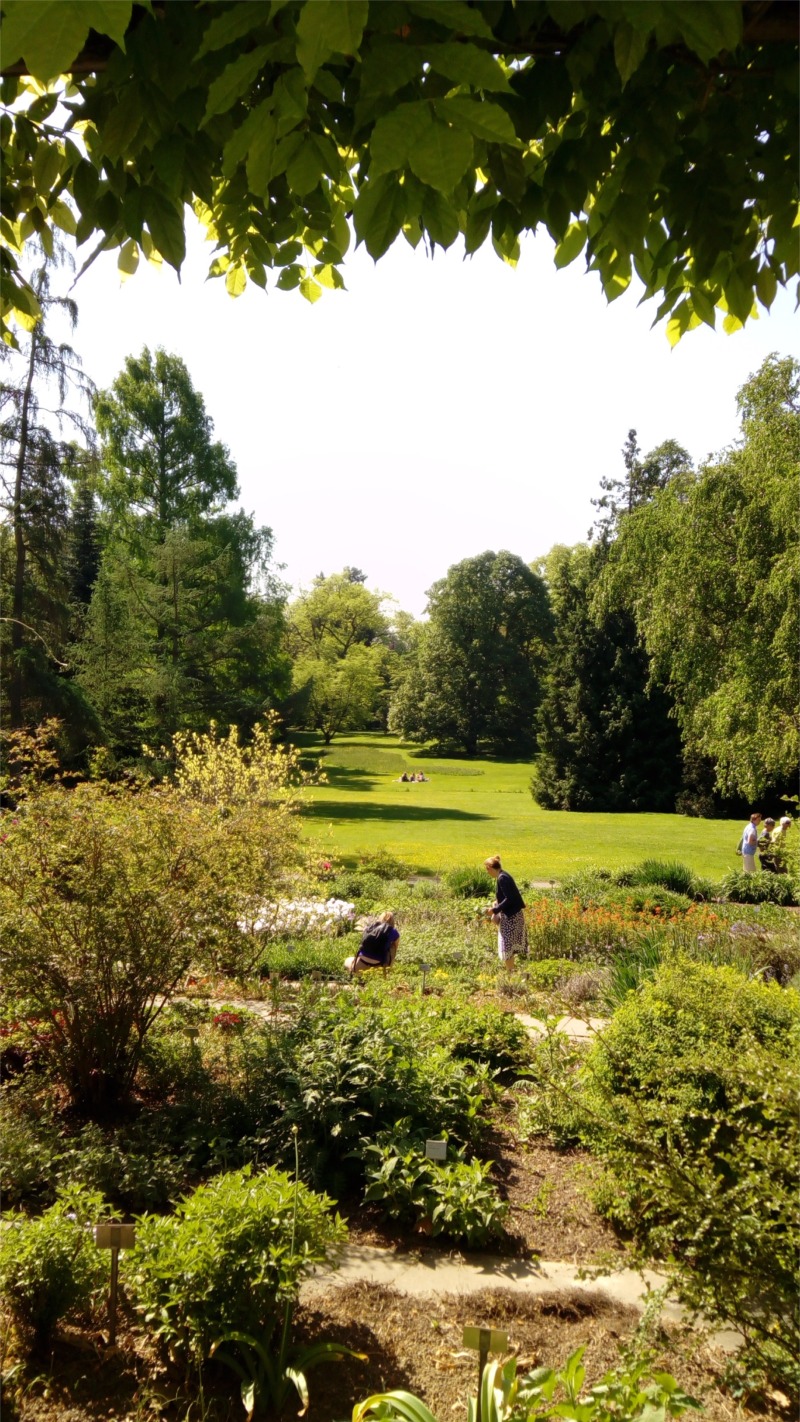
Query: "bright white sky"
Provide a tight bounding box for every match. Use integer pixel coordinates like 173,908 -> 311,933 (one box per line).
72,219 -> 797,618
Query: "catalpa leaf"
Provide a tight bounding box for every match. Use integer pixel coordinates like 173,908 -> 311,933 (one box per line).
428,42 -> 510,93
296,0 -> 368,81
436,97 -> 517,145
409,120 -> 473,194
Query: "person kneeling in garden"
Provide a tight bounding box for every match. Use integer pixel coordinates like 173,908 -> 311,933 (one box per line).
345,911 -> 399,974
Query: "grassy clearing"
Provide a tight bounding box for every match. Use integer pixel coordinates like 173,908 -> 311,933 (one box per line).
295,731 -> 744,881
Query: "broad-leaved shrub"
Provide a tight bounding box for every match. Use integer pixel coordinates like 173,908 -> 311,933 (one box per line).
0,1186 -> 107,1348
362,1132 -> 508,1247
126,1167 -> 345,1362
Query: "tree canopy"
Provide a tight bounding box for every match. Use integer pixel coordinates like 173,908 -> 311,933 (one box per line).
1,1 -> 797,347
602,354 -> 799,799
390,550 -> 552,753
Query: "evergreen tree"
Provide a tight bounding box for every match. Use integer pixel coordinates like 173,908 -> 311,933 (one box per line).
532,544 -> 682,811
0,254 -> 95,731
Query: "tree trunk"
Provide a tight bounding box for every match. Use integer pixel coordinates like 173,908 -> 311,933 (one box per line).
9,331 -> 39,727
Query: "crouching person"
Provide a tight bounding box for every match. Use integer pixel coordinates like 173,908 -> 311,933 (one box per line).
345,911 -> 399,975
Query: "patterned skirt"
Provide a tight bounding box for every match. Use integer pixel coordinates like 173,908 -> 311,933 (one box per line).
497,908 -> 527,961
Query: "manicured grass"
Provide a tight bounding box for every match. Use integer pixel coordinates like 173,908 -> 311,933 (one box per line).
293,732 -> 743,881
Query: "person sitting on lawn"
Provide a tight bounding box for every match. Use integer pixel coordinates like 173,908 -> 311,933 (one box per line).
344,911 -> 399,974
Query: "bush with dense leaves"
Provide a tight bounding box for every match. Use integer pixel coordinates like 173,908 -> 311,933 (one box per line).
362,1132 -> 508,1247
444,865 -> 494,899
612,859 -> 696,897
0,1187 -> 107,1348
579,962 -> 800,1390
719,869 -> 797,906
126,1167 -> 345,1362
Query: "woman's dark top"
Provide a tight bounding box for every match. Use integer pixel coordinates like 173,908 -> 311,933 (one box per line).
492,871 -> 524,918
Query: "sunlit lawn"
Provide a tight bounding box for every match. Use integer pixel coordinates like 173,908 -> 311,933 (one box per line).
294,731 -> 742,881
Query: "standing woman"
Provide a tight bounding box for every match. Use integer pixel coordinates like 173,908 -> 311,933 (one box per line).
485,855 -> 527,968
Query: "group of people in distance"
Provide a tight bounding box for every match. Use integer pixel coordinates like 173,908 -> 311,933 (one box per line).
739,813 -> 793,873
398,771 -> 428,782
345,855 -> 527,976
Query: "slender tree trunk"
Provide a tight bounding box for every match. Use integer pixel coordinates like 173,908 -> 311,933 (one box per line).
9,330 -> 39,726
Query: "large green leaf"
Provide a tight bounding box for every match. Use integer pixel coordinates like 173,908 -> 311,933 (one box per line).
408,121 -> 473,194
286,136 -> 325,195
360,42 -> 424,98
554,220 -> 587,268
435,97 -> 517,146
296,0 -> 369,81
143,190 -> 186,270
353,175 -> 407,259
668,1 -> 743,61
613,21 -> 649,83
370,102 -> 432,178
2,1 -> 91,80
428,42 -> 510,92
197,1 -> 271,57
203,46 -> 273,122
406,2 -> 493,40
246,113 -> 278,193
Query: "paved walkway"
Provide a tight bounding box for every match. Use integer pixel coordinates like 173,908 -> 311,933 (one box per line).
185,997 -> 608,1041
303,1244 -> 741,1352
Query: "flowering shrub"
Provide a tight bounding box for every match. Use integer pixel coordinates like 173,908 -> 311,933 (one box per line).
244,897 -> 356,938
523,896 -> 723,962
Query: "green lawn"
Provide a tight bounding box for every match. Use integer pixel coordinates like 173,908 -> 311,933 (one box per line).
294,732 -> 743,881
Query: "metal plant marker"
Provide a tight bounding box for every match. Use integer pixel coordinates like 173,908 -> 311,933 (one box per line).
462,1327 -> 509,1422
94,1222 -> 136,1345
425,1139 -> 447,1161
420,962 -> 431,994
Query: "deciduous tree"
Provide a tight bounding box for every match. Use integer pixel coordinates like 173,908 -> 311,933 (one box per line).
1,3 -> 796,346
390,550 -> 552,754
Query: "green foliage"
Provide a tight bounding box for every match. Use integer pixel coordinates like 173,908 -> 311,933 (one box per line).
579,963 -> 800,1387
362,1133 -> 508,1247
444,865 -> 494,899
76,347 -> 289,753
532,541 -> 682,812
615,859 -> 695,896
390,552 -> 552,754
285,572 -> 390,741
283,996 -> 492,1190
212,1325 -> 363,1420
0,724 -> 304,1113
126,1167 -> 345,1363
603,357 -> 800,799
0,1186 -> 107,1348
353,1347 -> 699,1422
2,3 -> 797,347
719,870 -> 797,906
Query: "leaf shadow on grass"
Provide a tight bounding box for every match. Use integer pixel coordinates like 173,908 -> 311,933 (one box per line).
303,799 -> 490,823
319,768 -> 380,791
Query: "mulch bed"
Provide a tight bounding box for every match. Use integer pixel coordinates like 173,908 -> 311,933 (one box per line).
10,1283 -> 791,1422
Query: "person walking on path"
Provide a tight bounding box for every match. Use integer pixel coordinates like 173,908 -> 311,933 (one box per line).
739,812 -> 761,874
485,855 -> 527,968
770,816 -> 794,871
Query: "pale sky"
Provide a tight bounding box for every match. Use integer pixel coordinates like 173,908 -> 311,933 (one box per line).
71,219 -> 797,618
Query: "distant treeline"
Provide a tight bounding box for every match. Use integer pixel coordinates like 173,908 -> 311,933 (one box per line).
1,269 -> 796,815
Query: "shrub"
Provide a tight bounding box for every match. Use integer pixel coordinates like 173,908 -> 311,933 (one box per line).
0,724 -> 304,1116
615,859 -> 695,897
444,865 -> 494,899
525,958 -> 588,990
0,1187 -> 107,1348
719,870 -> 797,906
362,1133 -> 508,1247
126,1167 -> 345,1362
283,1001 -> 492,1191
579,963 -> 800,1389
356,850 -> 411,880
327,870 -> 385,904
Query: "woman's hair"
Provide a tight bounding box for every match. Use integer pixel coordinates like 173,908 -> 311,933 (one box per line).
484,856 -> 502,871
380,911 -> 395,925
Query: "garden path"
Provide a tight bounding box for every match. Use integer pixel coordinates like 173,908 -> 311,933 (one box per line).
302,1245 -> 742,1353
186,996 -> 608,1040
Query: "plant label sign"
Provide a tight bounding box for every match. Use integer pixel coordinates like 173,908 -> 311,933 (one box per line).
94,1223 -> 136,1249
425,1139 -> 447,1161
462,1327 -> 509,1354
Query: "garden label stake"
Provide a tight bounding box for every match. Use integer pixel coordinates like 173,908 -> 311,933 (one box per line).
425,1140 -> 447,1161
94,1222 -> 136,1345
462,1327 -> 508,1422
